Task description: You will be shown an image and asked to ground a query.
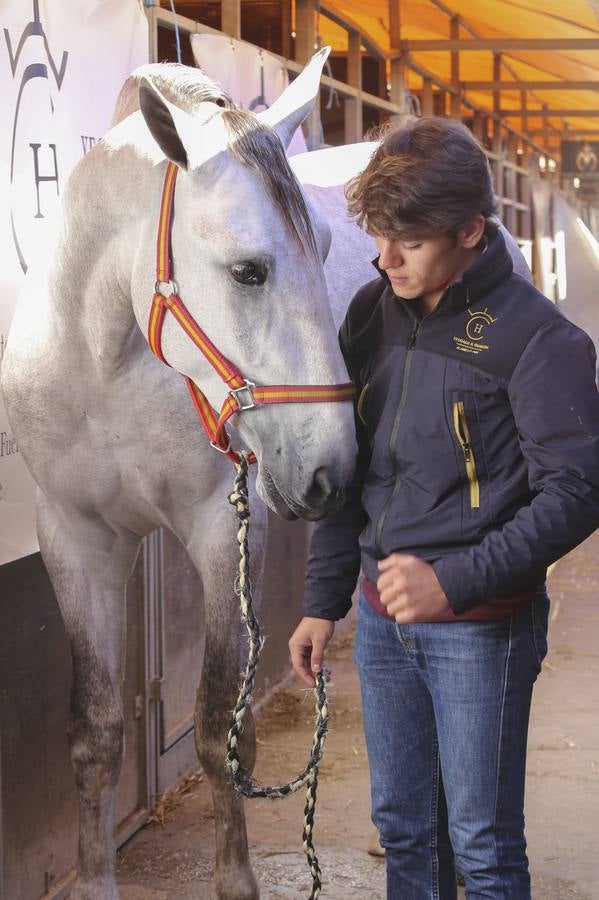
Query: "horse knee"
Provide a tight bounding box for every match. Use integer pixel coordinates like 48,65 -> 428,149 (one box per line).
66,639 -> 125,785
68,711 -> 124,792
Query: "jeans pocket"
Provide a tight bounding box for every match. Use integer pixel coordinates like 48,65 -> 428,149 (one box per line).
530,592 -> 550,674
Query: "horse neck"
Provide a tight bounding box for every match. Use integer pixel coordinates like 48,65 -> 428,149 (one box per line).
55,146 -> 160,375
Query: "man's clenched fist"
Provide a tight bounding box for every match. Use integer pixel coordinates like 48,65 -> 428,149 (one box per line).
377,553 -> 451,622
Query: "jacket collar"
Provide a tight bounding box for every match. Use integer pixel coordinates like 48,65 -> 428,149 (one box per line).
371,227 -> 514,312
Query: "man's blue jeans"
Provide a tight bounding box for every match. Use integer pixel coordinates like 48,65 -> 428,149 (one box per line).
354,590 -> 549,900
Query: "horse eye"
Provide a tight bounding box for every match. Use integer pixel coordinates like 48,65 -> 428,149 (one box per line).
230,261 -> 267,286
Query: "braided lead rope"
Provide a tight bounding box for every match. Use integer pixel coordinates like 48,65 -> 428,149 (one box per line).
226,451 -> 329,899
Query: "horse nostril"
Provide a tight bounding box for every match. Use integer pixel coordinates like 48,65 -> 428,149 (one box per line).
305,467 -> 333,507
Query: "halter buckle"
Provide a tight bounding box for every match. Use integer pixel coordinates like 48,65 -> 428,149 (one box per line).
155,279 -> 178,298
230,380 -> 256,411
211,434 -> 232,454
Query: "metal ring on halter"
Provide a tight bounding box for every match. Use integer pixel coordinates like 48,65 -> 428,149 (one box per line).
230,380 -> 256,411
210,434 -> 232,454
155,279 -> 178,298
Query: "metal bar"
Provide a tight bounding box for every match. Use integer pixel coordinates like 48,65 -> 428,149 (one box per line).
144,530 -> 164,823
147,3 -> 158,64
399,38 -> 599,51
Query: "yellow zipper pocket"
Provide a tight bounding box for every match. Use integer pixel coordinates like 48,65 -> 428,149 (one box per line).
357,383 -> 369,425
452,401 -> 480,509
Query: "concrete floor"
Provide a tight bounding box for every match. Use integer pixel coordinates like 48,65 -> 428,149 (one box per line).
116,534 -> 599,899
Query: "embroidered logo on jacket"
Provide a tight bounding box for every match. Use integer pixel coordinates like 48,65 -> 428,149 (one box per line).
453,308 -> 497,355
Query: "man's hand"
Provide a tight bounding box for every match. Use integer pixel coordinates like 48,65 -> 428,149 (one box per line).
289,616 -> 335,686
377,554 -> 451,622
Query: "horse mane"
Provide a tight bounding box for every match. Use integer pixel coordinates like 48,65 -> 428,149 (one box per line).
112,63 -> 316,256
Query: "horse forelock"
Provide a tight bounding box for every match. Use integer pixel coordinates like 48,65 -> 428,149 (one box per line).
111,62 -> 234,126
222,109 -> 317,258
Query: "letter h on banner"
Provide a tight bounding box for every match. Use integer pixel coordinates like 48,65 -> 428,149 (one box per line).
29,142 -> 60,218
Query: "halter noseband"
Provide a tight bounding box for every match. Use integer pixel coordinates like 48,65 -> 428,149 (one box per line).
147,162 -> 355,465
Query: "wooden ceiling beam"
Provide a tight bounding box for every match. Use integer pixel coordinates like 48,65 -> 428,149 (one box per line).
449,15 -> 461,119
319,2 -> 388,59
408,58 -> 459,96
529,130 -> 599,137
399,38 -> 599,51
407,58 -> 558,160
499,108 -> 599,116
425,0 -> 551,113
462,81 -> 599,91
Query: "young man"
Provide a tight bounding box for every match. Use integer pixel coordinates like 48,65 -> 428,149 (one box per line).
289,117 -> 599,898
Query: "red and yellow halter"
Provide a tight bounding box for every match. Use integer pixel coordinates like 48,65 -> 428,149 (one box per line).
147,163 -> 355,465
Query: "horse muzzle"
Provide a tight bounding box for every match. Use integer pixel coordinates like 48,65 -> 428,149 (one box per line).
258,463 -> 348,521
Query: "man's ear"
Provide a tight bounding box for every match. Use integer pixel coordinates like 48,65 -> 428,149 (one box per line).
459,214 -> 486,249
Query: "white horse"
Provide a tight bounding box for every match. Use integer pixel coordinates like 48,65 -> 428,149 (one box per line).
2,51 -> 363,900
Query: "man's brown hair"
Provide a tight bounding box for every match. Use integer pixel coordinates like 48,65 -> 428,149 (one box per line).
346,116 -> 497,241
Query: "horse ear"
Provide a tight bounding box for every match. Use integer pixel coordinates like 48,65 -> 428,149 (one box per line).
138,77 -> 194,169
257,46 -> 330,149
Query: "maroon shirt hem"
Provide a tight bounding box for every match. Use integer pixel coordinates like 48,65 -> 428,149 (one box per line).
361,575 -> 535,623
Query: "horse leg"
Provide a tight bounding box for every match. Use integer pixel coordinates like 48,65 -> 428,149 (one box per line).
184,484 -> 267,900
37,494 -> 142,900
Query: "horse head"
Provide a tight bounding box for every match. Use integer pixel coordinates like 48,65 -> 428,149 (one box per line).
129,51 -> 356,520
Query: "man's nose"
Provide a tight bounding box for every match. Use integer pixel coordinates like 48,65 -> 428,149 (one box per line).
379,241 -> 402,269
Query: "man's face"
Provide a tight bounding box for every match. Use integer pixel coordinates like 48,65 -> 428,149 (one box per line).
373,231 -> 470,301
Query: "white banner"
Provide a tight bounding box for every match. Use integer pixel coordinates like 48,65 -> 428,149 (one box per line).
190,33 -> 307,156
0,0 -> 148,564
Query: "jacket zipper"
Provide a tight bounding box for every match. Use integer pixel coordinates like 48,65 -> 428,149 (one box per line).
452,400 -> 480,508
357,383 -> 369,426
374,321 -> 420,554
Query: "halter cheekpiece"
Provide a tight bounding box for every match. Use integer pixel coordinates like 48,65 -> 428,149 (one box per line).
148,162 -> 355,464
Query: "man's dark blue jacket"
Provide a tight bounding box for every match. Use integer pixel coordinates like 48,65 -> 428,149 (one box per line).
302,228 -> 599,619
